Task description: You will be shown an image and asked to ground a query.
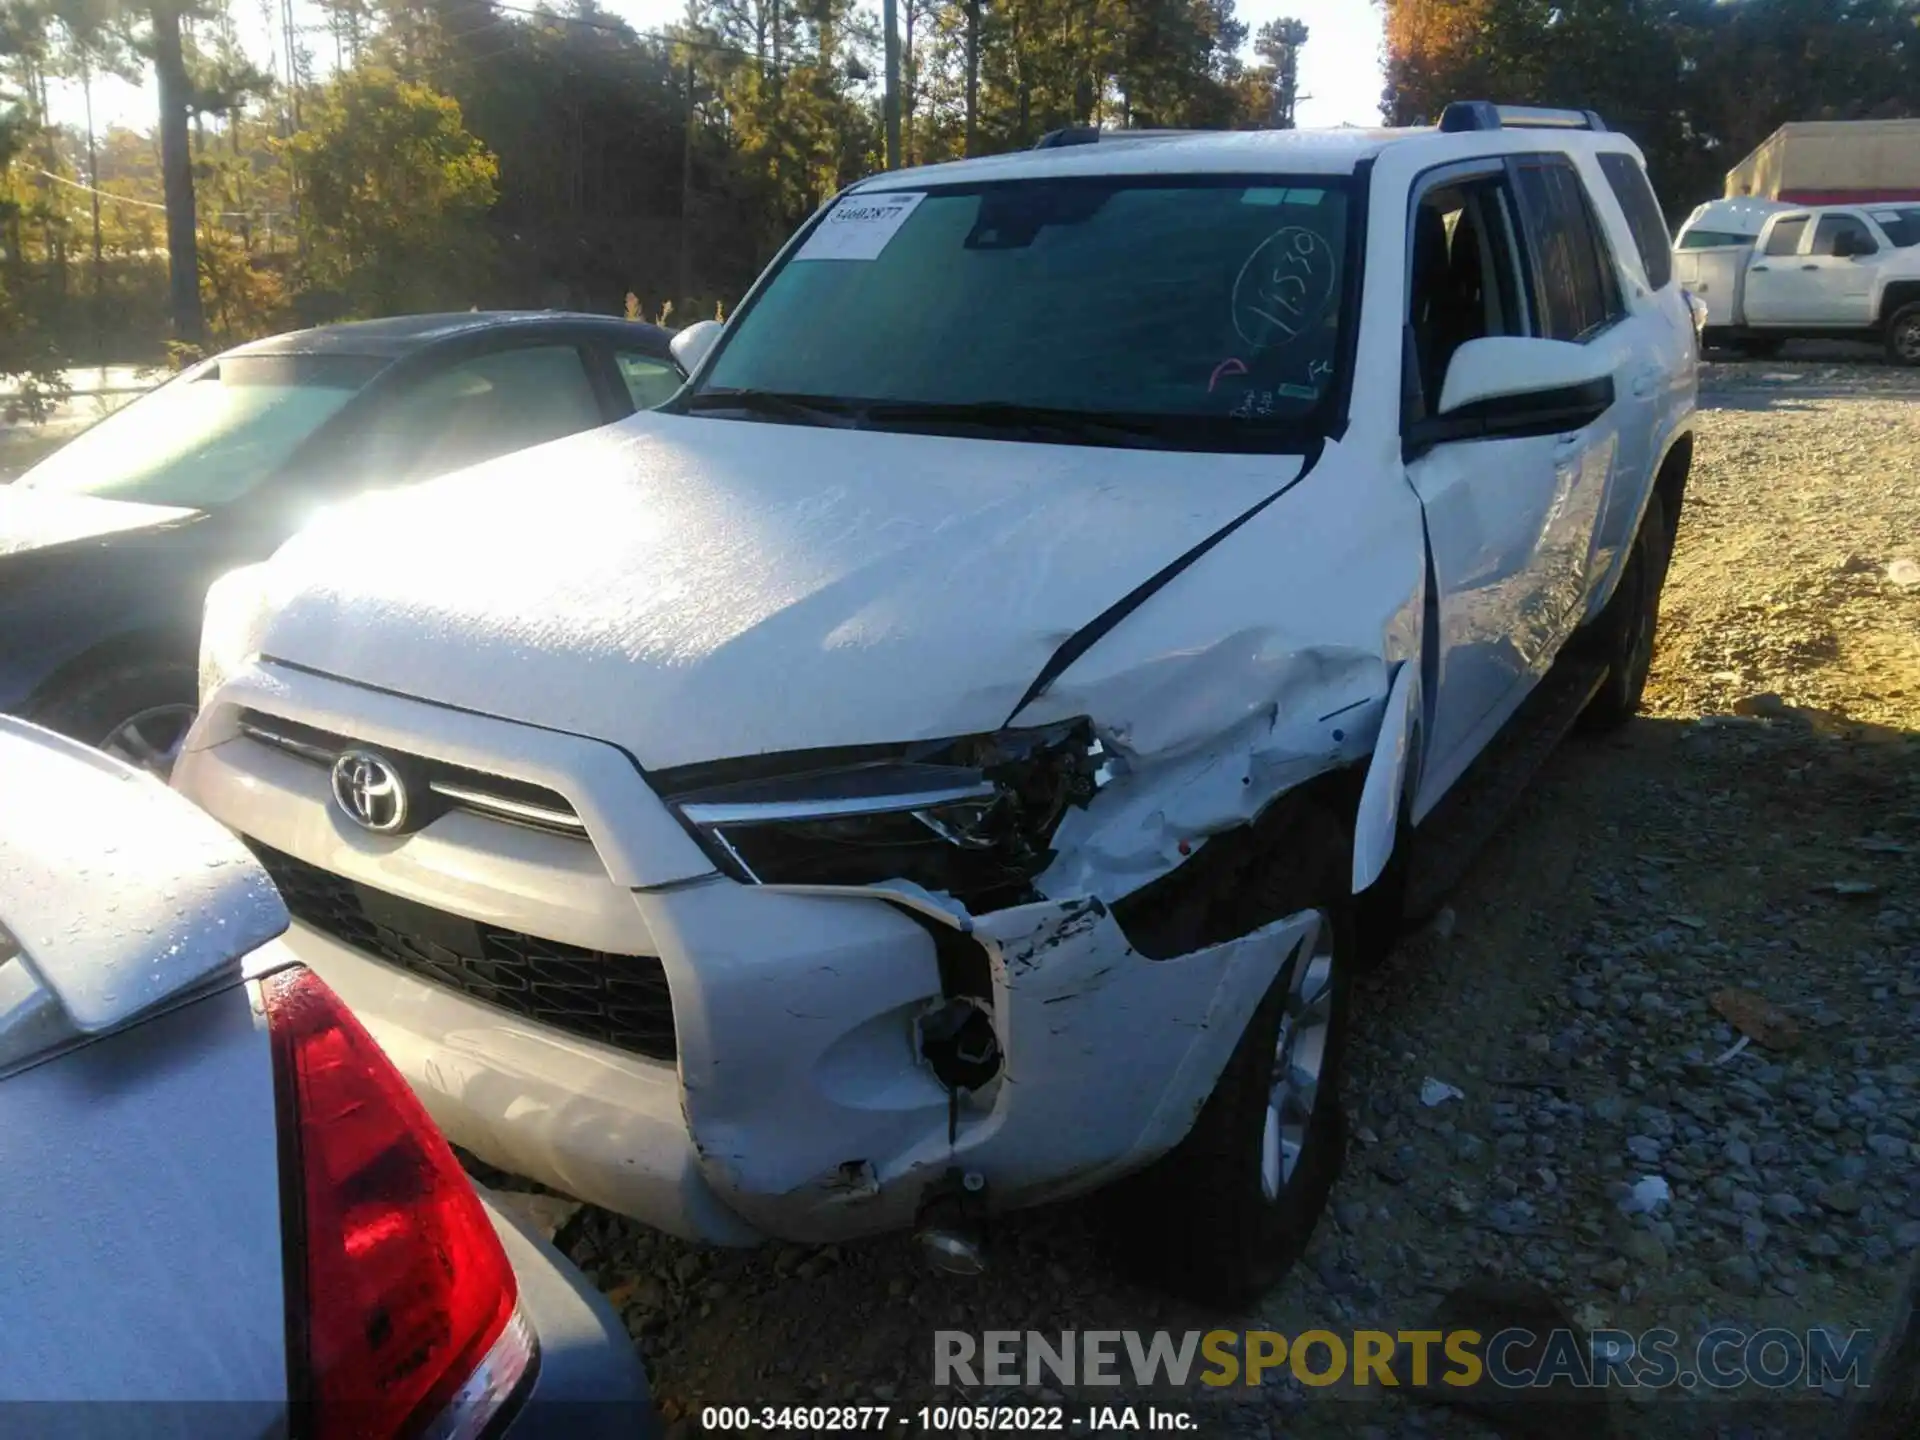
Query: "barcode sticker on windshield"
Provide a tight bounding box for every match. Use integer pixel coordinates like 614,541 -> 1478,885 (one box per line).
793,192 -> 927,262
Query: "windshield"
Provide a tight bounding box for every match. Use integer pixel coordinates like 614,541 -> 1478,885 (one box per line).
1871,209 -> 1920,248
18,352 -> 388,508
693,175 -> 1355,450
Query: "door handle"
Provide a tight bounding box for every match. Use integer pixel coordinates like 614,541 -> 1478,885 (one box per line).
1801,264 -> 1819,271
1751,265 -> 1769,273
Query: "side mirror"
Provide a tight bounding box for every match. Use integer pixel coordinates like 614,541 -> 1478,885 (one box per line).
1436,336 -> 1615,415
669,319 -> 724,378
1406,337 -> 1616,460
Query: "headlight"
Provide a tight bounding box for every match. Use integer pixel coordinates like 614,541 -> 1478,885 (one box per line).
199,562 -> 272,705
658,719 -> 1115,911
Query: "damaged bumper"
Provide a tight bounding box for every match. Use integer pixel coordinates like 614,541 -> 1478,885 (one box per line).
287,874 -> 1309,1246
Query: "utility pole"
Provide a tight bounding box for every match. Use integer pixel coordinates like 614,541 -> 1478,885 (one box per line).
1256,18 -> 1310,130
882,0 -> 900,169
679,49 -> 695,303
963,0 -> 978,157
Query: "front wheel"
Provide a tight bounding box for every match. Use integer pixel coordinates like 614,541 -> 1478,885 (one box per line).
1097,804 -> 1354,1306
1885,304 -> 1920,367
33,659 -> 198,781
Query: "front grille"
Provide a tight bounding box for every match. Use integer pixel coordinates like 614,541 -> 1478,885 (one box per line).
237,710 -> 585,838
251,841 -> 676,1062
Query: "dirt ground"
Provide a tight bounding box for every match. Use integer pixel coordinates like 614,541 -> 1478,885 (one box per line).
502,354 -> 1920,1439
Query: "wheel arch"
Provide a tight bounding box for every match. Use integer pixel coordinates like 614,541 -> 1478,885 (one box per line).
24,628 -> 194,723
1878,281 -> 1920,327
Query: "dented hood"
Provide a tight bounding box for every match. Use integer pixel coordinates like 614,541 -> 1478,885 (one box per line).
251,413 -> 1304,770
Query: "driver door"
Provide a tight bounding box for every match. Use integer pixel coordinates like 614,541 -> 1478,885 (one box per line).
1402,156 -> 1623,819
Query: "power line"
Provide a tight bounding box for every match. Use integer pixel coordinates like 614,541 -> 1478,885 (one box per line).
33,169 -> 288,221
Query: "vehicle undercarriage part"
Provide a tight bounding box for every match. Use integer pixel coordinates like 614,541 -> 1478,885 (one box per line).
914,1167 -> 990,1275
917,995 -> 1002,1092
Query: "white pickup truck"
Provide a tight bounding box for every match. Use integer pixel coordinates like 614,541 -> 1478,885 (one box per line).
1674,199 -> 1920,361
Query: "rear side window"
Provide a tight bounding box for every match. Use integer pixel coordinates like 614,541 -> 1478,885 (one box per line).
1597,153 -> 1672,289
1677,229 -> 1751,250
1870,209 -> 1920,247
1512,157 -> 1625,343
1763,218 -> 1808,256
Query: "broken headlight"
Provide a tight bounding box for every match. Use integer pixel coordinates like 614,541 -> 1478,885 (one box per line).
658,720 -> 1113,911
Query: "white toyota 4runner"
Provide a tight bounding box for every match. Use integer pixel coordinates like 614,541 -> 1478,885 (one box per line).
176,101 -> 1698,1303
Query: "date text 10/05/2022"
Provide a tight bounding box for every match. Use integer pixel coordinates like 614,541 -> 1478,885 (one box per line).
699,1406 -> 1198,1432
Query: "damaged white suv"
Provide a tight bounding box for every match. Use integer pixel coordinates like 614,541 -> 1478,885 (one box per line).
176,101 -> 1697,1303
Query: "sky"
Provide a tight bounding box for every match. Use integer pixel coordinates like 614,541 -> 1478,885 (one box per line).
44,0 -> 1385,140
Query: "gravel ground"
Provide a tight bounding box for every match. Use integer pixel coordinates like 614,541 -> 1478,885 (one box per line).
491,354 -> 1920,1439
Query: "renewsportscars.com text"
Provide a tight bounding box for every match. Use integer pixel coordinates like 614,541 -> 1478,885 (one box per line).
933,1327 -> 1878,1392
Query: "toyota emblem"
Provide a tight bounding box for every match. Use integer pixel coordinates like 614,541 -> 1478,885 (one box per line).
330,749 -> 409,833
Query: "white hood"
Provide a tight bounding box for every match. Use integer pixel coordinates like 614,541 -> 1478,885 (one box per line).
251,413 -> 1304,770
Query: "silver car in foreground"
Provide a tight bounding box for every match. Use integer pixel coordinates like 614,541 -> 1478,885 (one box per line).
0,716 -> 654,1438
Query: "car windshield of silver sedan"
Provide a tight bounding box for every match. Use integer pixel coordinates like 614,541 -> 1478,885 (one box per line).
17,352 -> 387,509
685,174 -> 1355,451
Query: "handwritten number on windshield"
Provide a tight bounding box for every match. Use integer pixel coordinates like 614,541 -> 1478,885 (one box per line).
1231,227 -> 1336,351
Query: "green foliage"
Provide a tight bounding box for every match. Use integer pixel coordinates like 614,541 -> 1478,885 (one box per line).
281,65 -> 498,315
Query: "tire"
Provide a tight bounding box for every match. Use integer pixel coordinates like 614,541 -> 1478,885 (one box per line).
1885,303 -> 1920,367
1097,802 -> 1354,1306
1579,491 -> 1670,733
32,658 -> 199,781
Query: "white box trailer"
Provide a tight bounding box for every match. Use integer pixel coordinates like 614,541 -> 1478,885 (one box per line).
1725,119 -> 1920,205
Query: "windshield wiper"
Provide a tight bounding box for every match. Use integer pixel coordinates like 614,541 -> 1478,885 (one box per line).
682,388 -> 859,428
855,400 -> 1174,450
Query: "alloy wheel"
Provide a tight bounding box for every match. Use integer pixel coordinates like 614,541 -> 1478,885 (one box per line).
100,703 -> 197,781
1260,918 -> 1337,1201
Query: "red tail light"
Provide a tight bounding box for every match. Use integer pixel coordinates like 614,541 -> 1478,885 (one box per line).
264,965 -> 532,1440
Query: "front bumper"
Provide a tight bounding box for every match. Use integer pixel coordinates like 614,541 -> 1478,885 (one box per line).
179,661 -> 1309,1245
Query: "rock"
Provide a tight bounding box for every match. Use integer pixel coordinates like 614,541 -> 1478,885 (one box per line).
1455,1133 -> 1487,1163
1813,1107 -> 1844,1132
1592,1257 -> 1631,1288
1590,1094 -> 1629,1125
1710,987 -> 1802,1050
1717,1253 -> 1763,1296
486,1189 -> 584,1242
1895,1221 -> 1920,1252
1627,1135 -> 1664,1163
1830,1155 -> 1872,1184
1724,1137 -> 1753,1169
1765,1193 -> 1805,1222
1622,1230 -> 1669,1274
1869,1134 -> 1910,1161
1818,1182 -> 1864,1215
672,1253 -> 705,1283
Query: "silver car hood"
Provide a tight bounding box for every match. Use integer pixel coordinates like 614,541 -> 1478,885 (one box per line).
252,412 -> 1304,770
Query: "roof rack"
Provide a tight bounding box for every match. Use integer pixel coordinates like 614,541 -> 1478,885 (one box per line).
1438,102 -> 1607,134
1032,126 -> 1200,149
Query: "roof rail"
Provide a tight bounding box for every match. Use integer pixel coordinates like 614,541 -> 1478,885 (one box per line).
1439,101 -> 1607,134
1034,126 -> 1101,149
1031,126 -> 1202,150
